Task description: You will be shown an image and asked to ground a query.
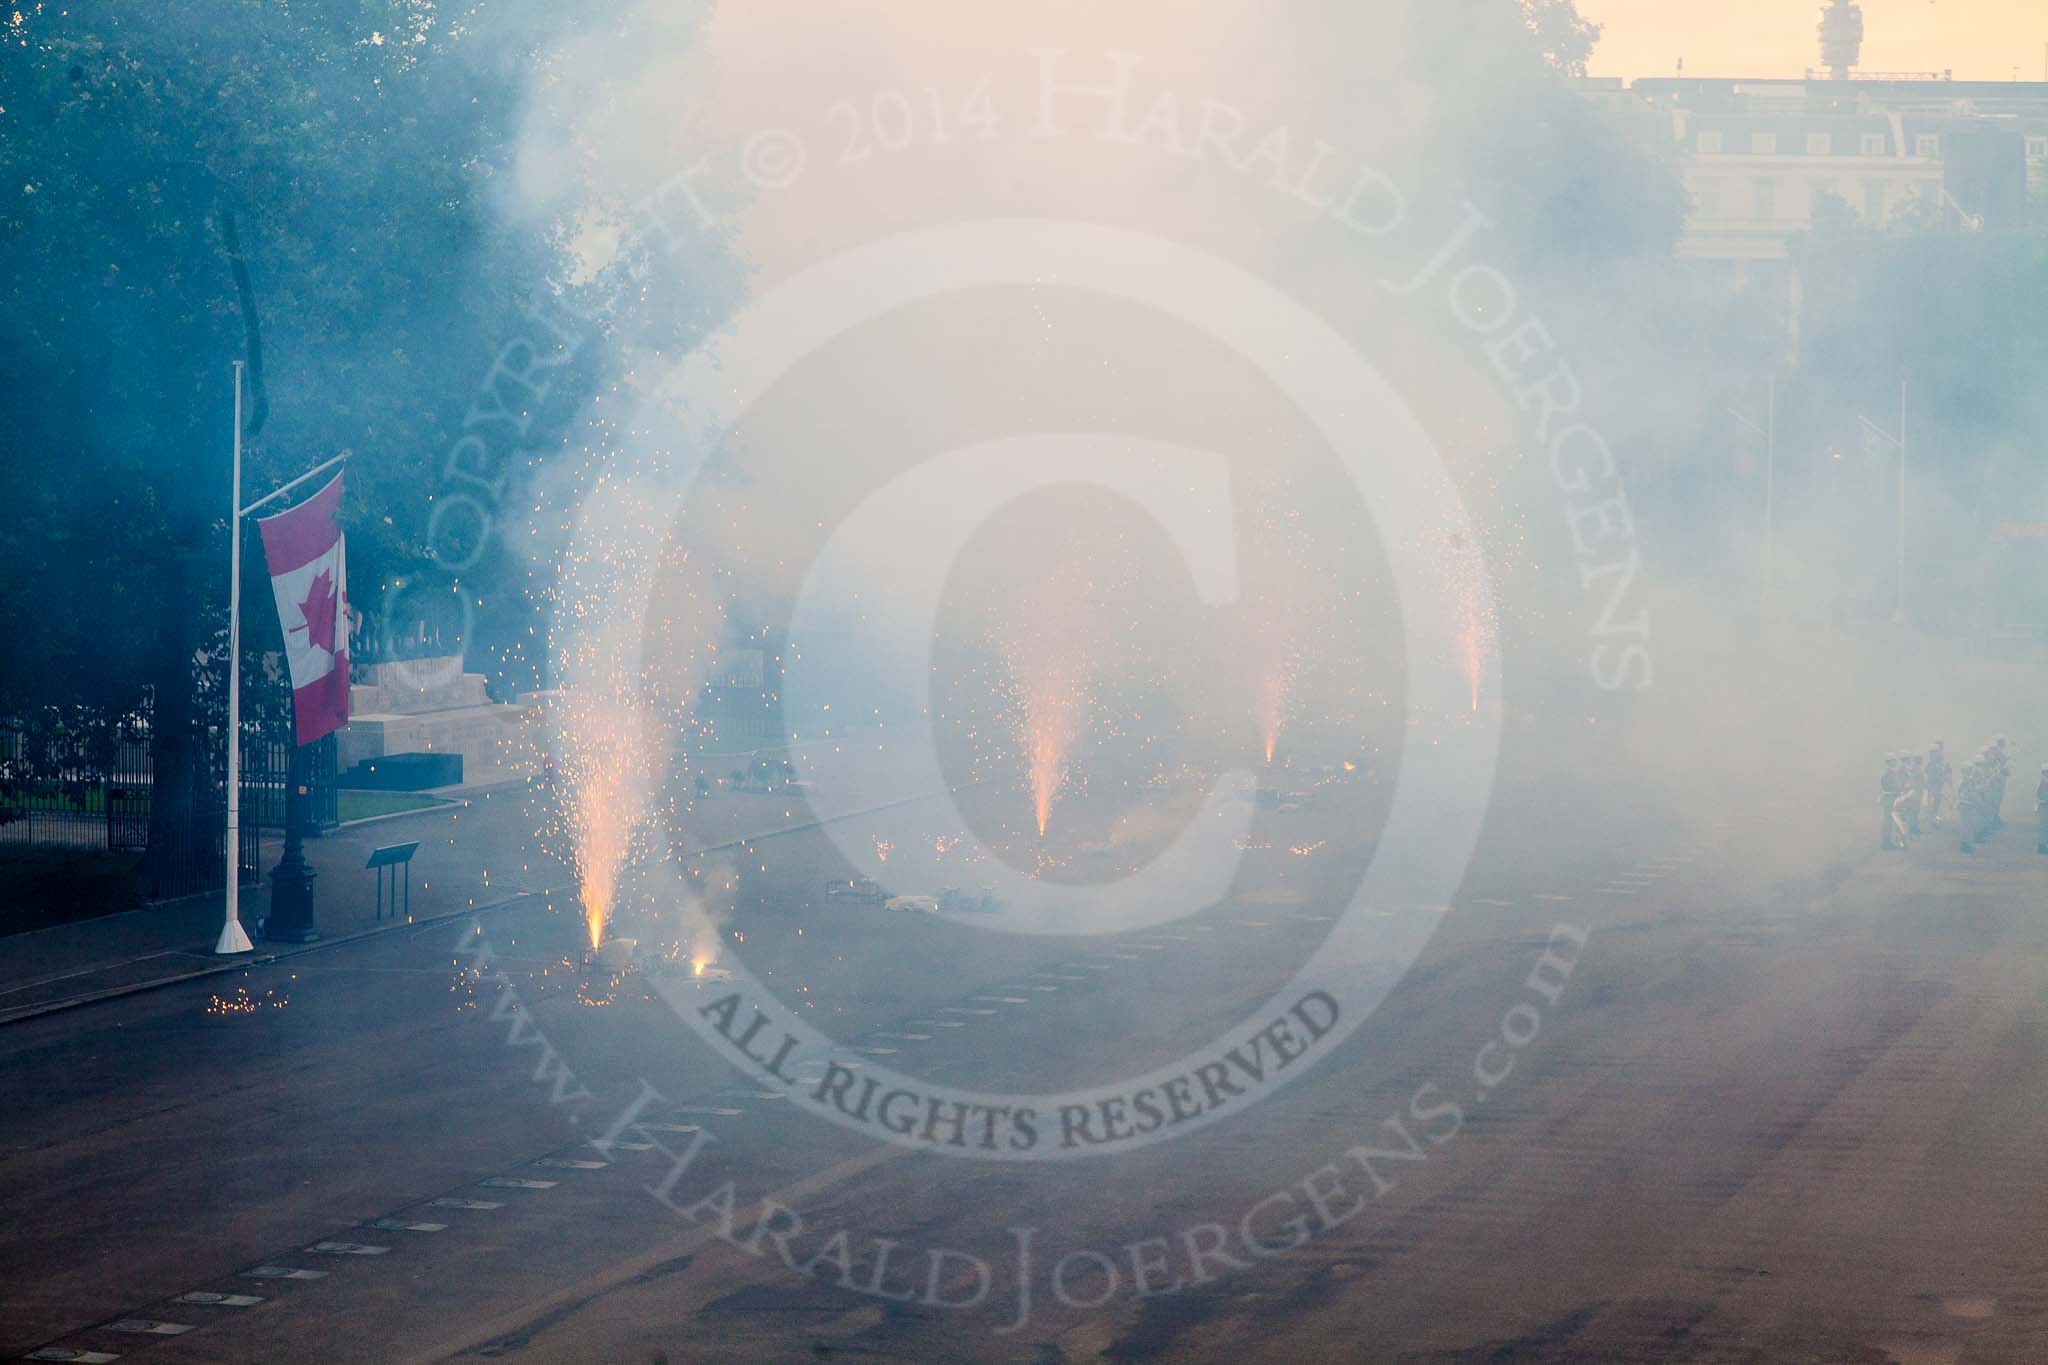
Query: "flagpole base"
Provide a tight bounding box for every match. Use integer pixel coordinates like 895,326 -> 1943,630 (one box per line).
215,918 -> 255,955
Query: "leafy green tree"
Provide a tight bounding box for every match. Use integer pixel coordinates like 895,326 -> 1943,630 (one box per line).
1521,0 -> 1603,79
0,1 -> 728,873
1789,200 -> 2048,622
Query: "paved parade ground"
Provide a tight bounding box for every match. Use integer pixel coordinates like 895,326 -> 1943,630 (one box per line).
6,687 -> 2048,1364
18,0 -> 2048,1358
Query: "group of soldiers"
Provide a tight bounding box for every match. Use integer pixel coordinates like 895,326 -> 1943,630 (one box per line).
1880,737 -> 2048,854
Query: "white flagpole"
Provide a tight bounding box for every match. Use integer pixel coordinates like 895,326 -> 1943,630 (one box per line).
217,361 -> 254,954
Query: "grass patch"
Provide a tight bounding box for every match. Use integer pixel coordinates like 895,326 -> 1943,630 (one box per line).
0,787 -> 125,816
0,847 -> 139,936
337,790 -> 443,823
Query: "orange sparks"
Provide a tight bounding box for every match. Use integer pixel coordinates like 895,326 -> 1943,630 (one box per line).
996,627 -> 1089,838
1259,665 -> 1295,764
1461,617 -> 1484,712
1445,531 -> 1496,714
985,565 -> 1098,839
544,482 -> 720,956
553,687 -> 656,951
1023,664 -> 1082,836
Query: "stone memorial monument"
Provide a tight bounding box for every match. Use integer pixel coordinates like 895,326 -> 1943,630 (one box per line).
339,657 -> 533,784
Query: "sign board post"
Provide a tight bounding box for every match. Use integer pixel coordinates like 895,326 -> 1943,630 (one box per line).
365,841 -> 420,922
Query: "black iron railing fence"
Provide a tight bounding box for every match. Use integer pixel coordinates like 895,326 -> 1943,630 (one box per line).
0,690 -> 333,899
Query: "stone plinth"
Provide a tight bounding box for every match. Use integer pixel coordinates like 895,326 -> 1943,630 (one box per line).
348,656 -> 489,715
339,657 -> 534,781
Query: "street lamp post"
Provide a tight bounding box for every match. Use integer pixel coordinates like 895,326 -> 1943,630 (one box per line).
1766,376 -> 1777,611
1850,384 -> 1908,626
221,394 -> 347,948
265,741 -> 319,943
1726,376 -> 1777,616
1895,381 -> 1907,624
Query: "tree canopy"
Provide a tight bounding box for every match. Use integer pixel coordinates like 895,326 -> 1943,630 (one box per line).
1521,0 -> 1603,79
0,1 -> 733,857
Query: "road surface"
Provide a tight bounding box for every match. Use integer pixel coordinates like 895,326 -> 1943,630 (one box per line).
4,725 -> 2046,1363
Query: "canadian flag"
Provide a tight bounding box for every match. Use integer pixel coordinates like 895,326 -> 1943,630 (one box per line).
257,472 -> 350,745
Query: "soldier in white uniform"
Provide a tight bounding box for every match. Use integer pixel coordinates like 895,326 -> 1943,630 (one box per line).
1881,756 -> 1905,850
2036,764 -> 2048,855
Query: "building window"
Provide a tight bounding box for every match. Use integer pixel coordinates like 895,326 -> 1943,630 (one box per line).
1751,132 -> 1778,155
1697,130 -> 1724,154
2029,136 -> 2048,160
1692,178 -> 1723,218
1807,131 -> 1833,155
1752,176 -> 1778,220
1915,134 -> 1939,158
1861,132 -> 1888,155
1863,179 -> 1886,222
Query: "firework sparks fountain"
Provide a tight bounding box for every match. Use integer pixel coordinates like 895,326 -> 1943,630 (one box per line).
1022,662 -> 1084,836
1449,542 -> 1496,714
1259,660 -> 1297,764
545,458 -> 706,965
554,683 -> 656,952
1459,612 -> 1489,713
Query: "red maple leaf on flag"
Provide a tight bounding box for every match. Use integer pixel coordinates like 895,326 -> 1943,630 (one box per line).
295,569 -> 340,655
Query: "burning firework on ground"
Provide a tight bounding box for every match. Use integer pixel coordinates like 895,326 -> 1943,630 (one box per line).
1259,656 -> 1300,764
551,685 -> 658,949
1022,662 -> 1085,835
676,883 -> 725,977
976,598 -> 1100,840
1459,613 -> 1489,711
1444,530 -> 1498,713
543,475 -> 724,954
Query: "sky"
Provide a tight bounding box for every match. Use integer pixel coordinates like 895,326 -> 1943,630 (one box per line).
1584,0 -> 2048,81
